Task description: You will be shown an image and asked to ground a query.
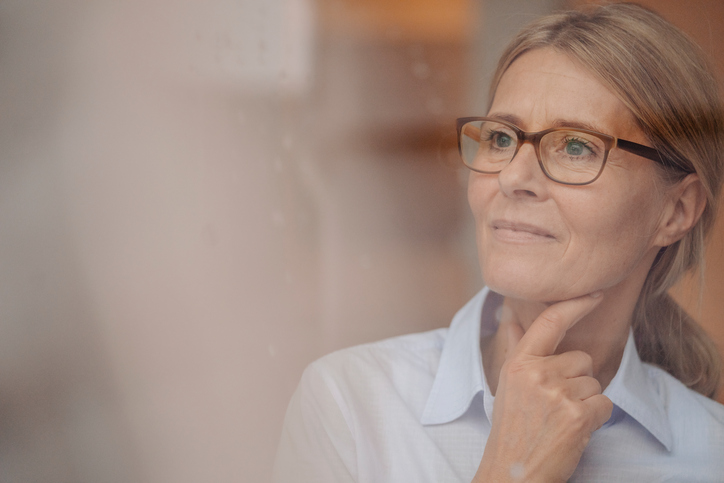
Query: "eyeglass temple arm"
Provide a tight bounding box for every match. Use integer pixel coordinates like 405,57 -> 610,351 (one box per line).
616,139 -> 662,163
617,138 -> 692,172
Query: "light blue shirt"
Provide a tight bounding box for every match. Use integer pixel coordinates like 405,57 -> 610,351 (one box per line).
274,288 -> 724,482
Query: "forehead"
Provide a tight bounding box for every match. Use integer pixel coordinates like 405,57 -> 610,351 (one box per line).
489,48 -> 639,137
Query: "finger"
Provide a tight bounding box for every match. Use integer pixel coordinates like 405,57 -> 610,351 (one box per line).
547,350 -> 594,378
504,321 -> 525,360
564,375 -> 602,401
515,292 -> 603,357
582,394 -> 613,431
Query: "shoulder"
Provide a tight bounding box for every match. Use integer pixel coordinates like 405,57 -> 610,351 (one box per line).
304,328 -> 448,398
294,328 -> 450,434
312,328 -> 447,370
279,329 -> 449,471
276,328 -> 456,482
277,334 -> 451,483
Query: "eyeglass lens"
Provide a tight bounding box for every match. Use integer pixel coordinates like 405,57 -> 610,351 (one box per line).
460,119 -> 607,184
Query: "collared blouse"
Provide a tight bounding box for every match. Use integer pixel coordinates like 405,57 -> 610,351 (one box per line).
274,288 -> 724,482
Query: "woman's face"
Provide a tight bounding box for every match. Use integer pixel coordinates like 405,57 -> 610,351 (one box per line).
469,48 -> 671,303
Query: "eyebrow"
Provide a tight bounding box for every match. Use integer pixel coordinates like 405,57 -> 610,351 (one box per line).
487,112 -> 609,135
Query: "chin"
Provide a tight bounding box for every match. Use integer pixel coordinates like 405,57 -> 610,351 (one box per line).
485,279 -> 561,304
480,261 -> 587,304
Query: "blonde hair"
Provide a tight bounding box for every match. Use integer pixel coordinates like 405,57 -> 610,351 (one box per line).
489,3 -> 724,398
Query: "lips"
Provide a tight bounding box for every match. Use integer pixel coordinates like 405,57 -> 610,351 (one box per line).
491,219 -> 556,242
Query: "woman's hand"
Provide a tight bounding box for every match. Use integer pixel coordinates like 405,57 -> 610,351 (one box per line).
473,293 -> 614,483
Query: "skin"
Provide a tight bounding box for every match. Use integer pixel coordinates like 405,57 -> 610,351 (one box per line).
468,48 -> 707,482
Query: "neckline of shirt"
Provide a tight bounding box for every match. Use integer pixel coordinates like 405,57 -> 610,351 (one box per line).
419,287 -> 673,451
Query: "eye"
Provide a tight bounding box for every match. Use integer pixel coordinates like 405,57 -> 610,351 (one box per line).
493,132 -> 513,148
564,137 -> 594,157
484,130 -> 515,150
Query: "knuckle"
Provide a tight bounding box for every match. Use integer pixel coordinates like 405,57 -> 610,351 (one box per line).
502,359 -> 552,388
569,404 -> 586,420
526,366 -> 548,386
549,388 -> 566,407
567,404 -> 589,430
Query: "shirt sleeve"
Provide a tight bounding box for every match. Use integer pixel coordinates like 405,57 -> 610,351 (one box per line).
273,362 -> 358,483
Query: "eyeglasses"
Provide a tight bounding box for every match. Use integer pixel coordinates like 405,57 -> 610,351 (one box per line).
456,116 -> 668,185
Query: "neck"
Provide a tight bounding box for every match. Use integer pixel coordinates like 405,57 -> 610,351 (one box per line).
482,276 -> 647,396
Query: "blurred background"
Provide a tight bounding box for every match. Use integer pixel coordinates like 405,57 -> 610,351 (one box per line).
0,0 -> 722,481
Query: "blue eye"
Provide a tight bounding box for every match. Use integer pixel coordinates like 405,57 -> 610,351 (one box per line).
565,140 -> 586,156
494,133 -> 513,148
564,138 -> 593,156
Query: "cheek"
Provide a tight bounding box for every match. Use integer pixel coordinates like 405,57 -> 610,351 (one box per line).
562,187 -> 663,275
581,186 -> 662,244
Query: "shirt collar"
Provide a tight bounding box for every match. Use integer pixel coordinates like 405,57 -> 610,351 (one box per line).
420,287 -> 674,452
420,288 -> 489,425
604,330 -> 673,451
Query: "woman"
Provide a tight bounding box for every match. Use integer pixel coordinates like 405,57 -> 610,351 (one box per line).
274,4 -> 724,482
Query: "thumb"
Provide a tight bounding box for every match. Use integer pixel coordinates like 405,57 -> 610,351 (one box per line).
505,322 -> 525,360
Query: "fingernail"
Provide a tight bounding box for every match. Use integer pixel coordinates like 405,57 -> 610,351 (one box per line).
590,290 -> 603,298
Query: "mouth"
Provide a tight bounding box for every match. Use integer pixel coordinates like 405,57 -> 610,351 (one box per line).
491,219 -> 556,243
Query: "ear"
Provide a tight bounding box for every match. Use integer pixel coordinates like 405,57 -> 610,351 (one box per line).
654,173 -> 707,247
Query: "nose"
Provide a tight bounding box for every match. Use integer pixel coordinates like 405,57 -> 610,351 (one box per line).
497,142 -> 548,199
